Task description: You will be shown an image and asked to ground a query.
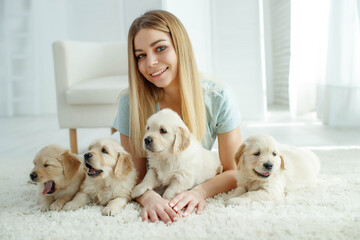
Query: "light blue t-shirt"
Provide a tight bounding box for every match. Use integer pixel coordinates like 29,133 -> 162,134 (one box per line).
113,79 -> 241,150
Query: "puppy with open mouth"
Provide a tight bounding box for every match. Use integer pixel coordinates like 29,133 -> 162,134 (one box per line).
225,133 -> 320,205
131,108 -> 223,201
30,144 -> 86,211
63,138 -> 137,216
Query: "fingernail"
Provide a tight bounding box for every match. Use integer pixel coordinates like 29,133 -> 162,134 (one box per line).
169,202 -> 174,207
174,207 -> 178,212
197,211 -> 202,215
173,217 -> 177,221
183,212 -> 188,216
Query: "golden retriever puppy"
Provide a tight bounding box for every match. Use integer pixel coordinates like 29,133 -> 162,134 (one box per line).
225,133 -> 320,205
30,144 -> 85,211
131,108 -> 222,200
63,138 -> 137,216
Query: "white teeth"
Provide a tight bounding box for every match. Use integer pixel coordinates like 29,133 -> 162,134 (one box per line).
151,68 -> 167,76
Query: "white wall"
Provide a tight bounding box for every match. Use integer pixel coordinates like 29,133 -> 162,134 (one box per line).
164,0 -> 213,75
1,0 -> 266,121
211,0 -> 266,120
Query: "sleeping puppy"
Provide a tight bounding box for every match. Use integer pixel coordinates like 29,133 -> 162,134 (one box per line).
131,108 -> 222,200
30,144 -> 85,211
63,138 -> 137,216
225,133 -> 320,205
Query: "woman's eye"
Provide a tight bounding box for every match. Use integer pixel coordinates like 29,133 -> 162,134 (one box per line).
253,152 -> 261,156
157,46 -> 166,52
273,152 -> 277,156
101,148 -> 108,154
160,128 -> 167,134
136,54 -> 145,60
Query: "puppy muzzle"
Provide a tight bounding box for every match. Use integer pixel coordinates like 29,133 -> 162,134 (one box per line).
84,152 -> 103,177
30,172 -> 38,181
144,136 -> 154,152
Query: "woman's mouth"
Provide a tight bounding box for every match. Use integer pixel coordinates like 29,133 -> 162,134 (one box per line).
150,67 -> 168,77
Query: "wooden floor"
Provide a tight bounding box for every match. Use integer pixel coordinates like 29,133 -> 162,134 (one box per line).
1,109 -> 360,159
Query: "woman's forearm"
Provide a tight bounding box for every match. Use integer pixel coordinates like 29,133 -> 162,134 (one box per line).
193,170 -> 237,199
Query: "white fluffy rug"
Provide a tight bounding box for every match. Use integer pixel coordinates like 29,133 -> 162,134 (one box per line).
1,148 -> 360,240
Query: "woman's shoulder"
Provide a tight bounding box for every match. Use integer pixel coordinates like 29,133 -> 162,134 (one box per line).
201,75 -> 229,99
116,89 -> 130,111
118,89 -> 129,102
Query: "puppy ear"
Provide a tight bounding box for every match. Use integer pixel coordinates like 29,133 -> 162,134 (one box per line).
280,154 -> 286,170
172,126 -> 191,154
61,151 -> 81,180
114,152 -> 133,177
234,143 -> 246,168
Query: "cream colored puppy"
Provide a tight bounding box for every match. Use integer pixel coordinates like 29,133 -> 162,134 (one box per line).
225,133 -> 320,205
30,144 -> 85,211
131,108 -> 222,200
63,138 -> 137,216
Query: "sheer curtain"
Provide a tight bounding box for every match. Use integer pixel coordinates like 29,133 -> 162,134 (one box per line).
317,0 -> 360,126
289,0 -> 360,127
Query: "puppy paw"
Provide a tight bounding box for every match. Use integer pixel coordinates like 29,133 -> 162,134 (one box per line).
131,185 -> 149,199
62,201 -> 78,211
102,206 -> 121,216
39,204 -> 50,212
162,190 -> 176,201
225,197 -> 247,206
49,201 -> 64,211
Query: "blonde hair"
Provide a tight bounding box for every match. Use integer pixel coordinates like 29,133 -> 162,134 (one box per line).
127,10 -> 206,157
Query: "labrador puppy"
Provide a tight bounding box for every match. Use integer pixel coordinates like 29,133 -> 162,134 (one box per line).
225,133 -> 320,205
131,108 -> 222,200
63,138 -> 137,216
30,144 -> 85,211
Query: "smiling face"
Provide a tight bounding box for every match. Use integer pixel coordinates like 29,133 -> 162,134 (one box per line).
134,28 -> 179,90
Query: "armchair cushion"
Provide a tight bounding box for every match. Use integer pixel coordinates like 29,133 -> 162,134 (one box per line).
66,75 -> 128,105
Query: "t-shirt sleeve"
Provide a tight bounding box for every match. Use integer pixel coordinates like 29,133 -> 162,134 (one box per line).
215,87 -> 241,134
113,93 -> 130,136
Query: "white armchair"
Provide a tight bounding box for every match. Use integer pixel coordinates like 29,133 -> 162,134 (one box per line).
52,41 -> 128,153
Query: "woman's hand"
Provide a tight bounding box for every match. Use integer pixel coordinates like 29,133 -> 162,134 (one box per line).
137,190 -> 178,224
169,187 -> 206,216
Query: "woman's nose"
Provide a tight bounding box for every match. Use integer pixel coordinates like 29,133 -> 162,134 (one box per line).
146,53 -> 158,66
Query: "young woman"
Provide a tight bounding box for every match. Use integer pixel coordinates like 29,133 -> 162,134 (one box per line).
113,10 -> 241,224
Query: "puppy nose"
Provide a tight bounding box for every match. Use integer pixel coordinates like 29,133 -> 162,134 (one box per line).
144,137 -> 153,146
263,162 -> 273,171
84,152 -> 92,161
30,172 -> 37,180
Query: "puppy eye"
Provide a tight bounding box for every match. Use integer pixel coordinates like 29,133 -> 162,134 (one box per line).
273,152 -> 277,156
146,126 -> 149,130
253,152 -> 261,156
101,148 -> 108,154
160,128 -> 167,134
44,164 -> 49,167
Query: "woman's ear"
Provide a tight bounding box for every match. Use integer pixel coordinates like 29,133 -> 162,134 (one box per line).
172,126 -> 191,154
234,143 -> 246,169
114,152 -> 133,177
61,151 -> 81,180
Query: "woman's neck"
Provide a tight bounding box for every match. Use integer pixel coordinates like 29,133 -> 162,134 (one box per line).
160,81 -> 182,116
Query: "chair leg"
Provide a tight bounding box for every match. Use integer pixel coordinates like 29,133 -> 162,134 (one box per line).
111,127 -> 117,134
69,128 -> 78,154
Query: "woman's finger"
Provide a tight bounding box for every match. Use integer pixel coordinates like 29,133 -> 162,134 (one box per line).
140,209 -> 149,222
196,200 -> 206,214
183,200 -> 197,217
148,210 -> 159,223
